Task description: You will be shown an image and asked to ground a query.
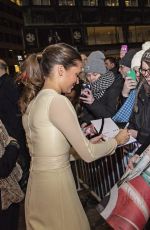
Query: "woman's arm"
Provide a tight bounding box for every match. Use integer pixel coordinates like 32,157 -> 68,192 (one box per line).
49,95 -> 129,163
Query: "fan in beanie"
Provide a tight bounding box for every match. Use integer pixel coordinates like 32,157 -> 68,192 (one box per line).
131,41 -> 150,69
142,48 -> 150,64
84,51 -> 107,75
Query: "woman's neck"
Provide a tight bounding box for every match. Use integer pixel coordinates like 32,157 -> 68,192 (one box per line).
43,78 -> 61,94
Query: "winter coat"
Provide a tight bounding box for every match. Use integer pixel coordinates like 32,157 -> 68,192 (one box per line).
80,75 -> 123,124
128,85 -> 150,144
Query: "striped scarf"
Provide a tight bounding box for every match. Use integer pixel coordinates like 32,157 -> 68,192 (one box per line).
90,71 -> 115,100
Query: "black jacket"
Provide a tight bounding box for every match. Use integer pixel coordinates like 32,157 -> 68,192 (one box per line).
0,74 -> 30,190
80,75 -> 123,124
128,85 -> 150,144
0,74 -> 20,138
136,134 -> 150,156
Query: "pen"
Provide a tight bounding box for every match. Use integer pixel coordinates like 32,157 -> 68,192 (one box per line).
124,122 -> 129,129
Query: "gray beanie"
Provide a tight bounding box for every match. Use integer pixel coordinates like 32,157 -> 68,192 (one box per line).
84,51 -> 106,74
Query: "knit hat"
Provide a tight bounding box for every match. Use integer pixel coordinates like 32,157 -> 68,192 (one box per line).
131,50 -> 145,68
84,51 -> 106,74
131,41 -> 150,68
141,48 -> 150,63
119,49 -> 138,68
142,41 -> 150,51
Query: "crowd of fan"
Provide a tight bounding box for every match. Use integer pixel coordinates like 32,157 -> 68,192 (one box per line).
0,41 -> 150,229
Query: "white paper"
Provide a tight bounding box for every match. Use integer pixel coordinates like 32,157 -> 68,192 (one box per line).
91,118 -> 136,146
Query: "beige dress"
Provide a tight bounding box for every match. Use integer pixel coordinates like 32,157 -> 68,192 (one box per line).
23,89 -> 117,230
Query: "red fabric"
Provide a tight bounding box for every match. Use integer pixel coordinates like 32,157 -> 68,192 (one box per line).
108,215 -> 137,230
130,176 -> 150,210
107,176 -> 150,230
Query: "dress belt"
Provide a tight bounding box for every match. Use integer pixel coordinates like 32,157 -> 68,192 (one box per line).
30,154 -> 70,171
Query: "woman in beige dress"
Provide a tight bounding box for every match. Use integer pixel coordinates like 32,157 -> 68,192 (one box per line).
19,43 -> 129,230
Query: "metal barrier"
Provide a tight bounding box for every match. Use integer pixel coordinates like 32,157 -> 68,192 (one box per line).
72,142 -> 140,201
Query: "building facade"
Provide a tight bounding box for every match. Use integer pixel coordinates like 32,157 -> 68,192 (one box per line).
3,0 -> 150,58
0,0 -> 24,75
21,0 -> 150,55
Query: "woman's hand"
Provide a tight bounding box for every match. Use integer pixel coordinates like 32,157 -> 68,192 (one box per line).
81,122 -> 87,129
80,89 -> 95,105
126,154 -> 140,170
90,134 -> 104,144
115,129 -> 130,146
82,123 -> 97,137
122,77 -> 137,97
128,129 -> 138,138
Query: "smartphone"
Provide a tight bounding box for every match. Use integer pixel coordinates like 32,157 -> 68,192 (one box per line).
120,45 -> 128,59
127,69 -> 136,80
82,83 -> 91,90
121,45 -> 128,53
80,83 -> 91,98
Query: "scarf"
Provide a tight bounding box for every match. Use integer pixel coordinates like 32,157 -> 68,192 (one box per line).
112,89 -> 136,123
0,120 -> 24,210
90,71 -> 115,100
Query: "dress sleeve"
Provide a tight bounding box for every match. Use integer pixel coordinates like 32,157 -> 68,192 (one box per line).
49,94 -> 117,163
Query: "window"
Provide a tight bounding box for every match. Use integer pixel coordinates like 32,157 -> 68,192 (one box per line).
104,0 -> 119,6
125,0 -> 138,7
87,26 -> 124,45
59,0 -> 75,6
32,0 -> 51,5
32,0 -> 42,5
42,0 -> 51,5
10,0 -> 22,5
128,25 -> 150,42
144,0 -> 150,6
82,0 -> 98,6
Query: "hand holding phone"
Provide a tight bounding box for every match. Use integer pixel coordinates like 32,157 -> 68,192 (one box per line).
80,83 -> 91,98
122,75 -> 137,97
82,83 -> 91,90
120,45 -> 128,59
80,88 -> 94,104
127,69 -> 136,81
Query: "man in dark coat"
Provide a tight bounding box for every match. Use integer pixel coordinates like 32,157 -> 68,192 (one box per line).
0,59 -> 30,191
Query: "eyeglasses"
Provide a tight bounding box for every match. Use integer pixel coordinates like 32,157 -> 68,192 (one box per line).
139,68 -> 150,76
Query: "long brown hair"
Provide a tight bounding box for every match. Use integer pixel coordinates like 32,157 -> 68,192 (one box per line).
18,53 -> 44,114
19,43 -> 81,114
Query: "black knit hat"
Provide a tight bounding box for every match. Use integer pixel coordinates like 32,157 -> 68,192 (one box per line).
141,48 -> 150,63
119,49 -> 138,68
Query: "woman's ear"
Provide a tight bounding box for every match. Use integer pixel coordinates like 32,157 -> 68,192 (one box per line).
58,65 -> 65,77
